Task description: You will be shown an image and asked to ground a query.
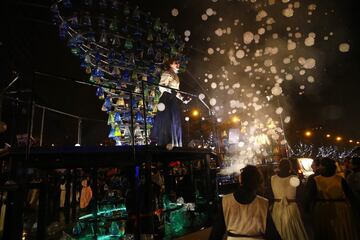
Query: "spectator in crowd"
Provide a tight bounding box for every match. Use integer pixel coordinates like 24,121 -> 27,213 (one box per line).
308,158 -> 321,183
306,157 -> 358,240
209,165 -> 281,240
347,157 -> 360,200
80,178 -> 93,210
346,156 -> 360,236
270,158 -> 308,240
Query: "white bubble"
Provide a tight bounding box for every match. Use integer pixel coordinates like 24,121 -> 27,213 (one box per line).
211,82 -> 217,89
208,48 -> 214,55
209,98 -> 217,106
258,28 -> 265,35
307,76 -> 315,83
171,8 -> 179,17
270,66 -> 277,74
264,59 -> 273,67
215,28 -> 223,36
308,4 -> 317,11
267,17 -> 276,25
276,78 -> 284,84
184,30 -> 191,37
283,58 -> 291,64
201,14 -> 208,21
303,58 -> 316,69
256,10 -> 268,21
309,32 -> 316,38
226,27 -> 232,35
285,74 -> 293,80
184,36 -> 190,42
290,176 -> 300,187
272,33 -> 278,39
243,31 -> 254,44
275,107 -> 283,115
208,74 -> 213,79
339,43 -> 350,53
206,8 -> 214,16
157,103 -> 165,111
271,85 -> 283,96
304,36 -> 315,47
199,93 -> 205,100
282,8 -> 294,17
284,116 -> 291,123
287,40 -> 296,50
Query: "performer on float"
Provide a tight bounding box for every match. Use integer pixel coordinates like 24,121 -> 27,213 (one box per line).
150,58 -> 191,147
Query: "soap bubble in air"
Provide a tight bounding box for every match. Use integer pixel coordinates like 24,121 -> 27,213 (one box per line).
339,43 -> 350,53
157,103 -> 165,111
210,98 -> 217,106
290,176 -> 300,187
171,8 -> 179,17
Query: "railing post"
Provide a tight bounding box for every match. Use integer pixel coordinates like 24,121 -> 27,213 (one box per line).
40,107 -> 45,146
77,118 -> 82,145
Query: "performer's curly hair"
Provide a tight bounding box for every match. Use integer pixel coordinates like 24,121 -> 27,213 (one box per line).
163,57 -> 179,70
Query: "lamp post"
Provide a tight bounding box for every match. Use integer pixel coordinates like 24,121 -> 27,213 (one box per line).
185,116 -> 190,144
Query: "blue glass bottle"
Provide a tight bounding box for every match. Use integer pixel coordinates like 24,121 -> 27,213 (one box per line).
135,111 -> 144,123
122,70 -> 130,82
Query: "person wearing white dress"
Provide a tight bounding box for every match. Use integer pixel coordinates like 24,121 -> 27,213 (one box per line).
270,159 -> 309,240
209,165 -> 281,240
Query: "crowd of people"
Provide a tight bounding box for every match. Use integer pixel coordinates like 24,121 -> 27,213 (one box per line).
210,157 -> 360,240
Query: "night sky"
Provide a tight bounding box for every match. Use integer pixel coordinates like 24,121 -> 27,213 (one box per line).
1,0 -> 359,147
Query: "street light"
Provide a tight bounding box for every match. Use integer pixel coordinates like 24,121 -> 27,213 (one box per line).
305,131 -> 312,137
336,136 -> 342,142
326,134 -> 331,138
191,109 -> 199,117
231,116 -> 240,123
